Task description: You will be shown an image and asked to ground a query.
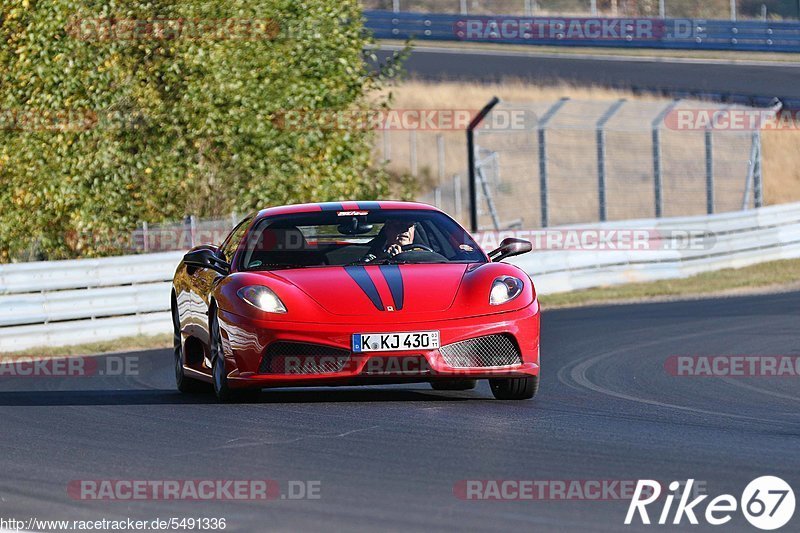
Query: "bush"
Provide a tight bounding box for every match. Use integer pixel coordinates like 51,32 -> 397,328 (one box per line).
0,0 -> 395,261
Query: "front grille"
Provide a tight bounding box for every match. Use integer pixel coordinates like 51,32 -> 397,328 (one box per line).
439,334 -> 522,368
259,342 -> 350,374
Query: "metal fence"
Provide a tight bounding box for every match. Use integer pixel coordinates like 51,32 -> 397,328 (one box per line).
128,100 -> 770,240
133,214 -> 240,254
364,1 -> 800,20
404,98 -> 769,230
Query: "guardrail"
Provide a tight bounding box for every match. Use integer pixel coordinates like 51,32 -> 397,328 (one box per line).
365,10 -> 800,53
2,202 -> 800,350
509,202 -> 800,293
0,252 -> 182,351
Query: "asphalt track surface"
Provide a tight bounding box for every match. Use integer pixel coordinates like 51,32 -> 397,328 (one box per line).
1,291 -> 799,532
374,46 -> 800,103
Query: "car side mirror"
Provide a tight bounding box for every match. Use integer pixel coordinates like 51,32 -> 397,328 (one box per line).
488,238 -> 533,263
183,247 -> 230,276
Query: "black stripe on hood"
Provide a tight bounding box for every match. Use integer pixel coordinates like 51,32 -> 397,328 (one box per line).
344,266 -> 384,311
379,264 -> 404,310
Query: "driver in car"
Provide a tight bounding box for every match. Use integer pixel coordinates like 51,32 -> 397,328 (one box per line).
362,218 -> 416,263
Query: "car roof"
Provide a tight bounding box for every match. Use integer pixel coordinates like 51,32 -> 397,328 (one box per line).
255,201 -> 441,219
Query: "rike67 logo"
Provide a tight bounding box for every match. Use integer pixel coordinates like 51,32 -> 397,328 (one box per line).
626,477 -> 795,530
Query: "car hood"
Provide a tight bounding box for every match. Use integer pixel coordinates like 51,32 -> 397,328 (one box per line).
272,264 -> 469,316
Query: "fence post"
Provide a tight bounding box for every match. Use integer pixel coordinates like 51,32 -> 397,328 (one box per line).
742,134 -> 757,210
453,174 -> 462,219
392,0 -> 400,13
190,215 -> 197,248
705,127 -> 715,214
460,0 -> 467,15
409,130 -> 418,177
437,133 -> 445,184
467,96 -> 500,233
595,99 -> 626,222
651,99 -> 680,218
538,97 -> 570,228
182,216 -> 192,249
591,0 -> 597,16
383,129 -> 391,162
659,0 -> 666,18
141,221 -> 149,253
753,130 -> 763,207
730,0 -> 737,21
524,0 -> 533,16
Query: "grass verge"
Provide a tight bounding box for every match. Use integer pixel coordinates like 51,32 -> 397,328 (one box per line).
540,258 -> 800,308
0,333 -> 172,360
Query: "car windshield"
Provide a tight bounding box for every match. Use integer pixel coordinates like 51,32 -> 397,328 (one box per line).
238,209 -> 486,270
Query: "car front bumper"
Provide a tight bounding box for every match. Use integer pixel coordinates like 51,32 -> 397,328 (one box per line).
215,304 -> 540,389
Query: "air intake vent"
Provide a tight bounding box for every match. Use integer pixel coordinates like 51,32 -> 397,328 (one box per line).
439,334 -> 522,368
259,342 -> 350,374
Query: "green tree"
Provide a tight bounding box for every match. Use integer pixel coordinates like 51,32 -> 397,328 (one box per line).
0,0 -> 395,261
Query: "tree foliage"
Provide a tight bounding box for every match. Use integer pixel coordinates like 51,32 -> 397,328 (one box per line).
0,0 -> 392,261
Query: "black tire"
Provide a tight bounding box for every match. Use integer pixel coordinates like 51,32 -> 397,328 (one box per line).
210,306 -> 260,403
210,308 -> 234,402
173,300 -> 207,393
430,379 -> 478,391
489,375 -> 539,400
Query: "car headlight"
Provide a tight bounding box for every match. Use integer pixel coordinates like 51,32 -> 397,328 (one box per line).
490,276 -> 524,305
237,286 -> 287,313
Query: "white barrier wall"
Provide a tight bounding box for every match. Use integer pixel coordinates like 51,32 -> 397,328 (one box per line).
0,252 -> 182,351
2,202 -> 800,350
510,202 -> 800,293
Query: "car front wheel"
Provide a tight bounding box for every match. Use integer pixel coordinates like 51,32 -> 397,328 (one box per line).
210,307 -> 235,402
210,307 -> 259,403
489,376 -> 539,400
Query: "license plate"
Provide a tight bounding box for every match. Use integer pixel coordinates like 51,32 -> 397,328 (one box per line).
352,331 -> 440,353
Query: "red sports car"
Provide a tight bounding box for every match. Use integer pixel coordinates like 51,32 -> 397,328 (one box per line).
171,201 -> 540,402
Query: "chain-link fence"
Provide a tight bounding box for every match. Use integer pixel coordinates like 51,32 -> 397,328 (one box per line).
363,0 -> 800,20
129,215 -> 240,253
109,98 -> 767,251
403,98 -> 765,230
